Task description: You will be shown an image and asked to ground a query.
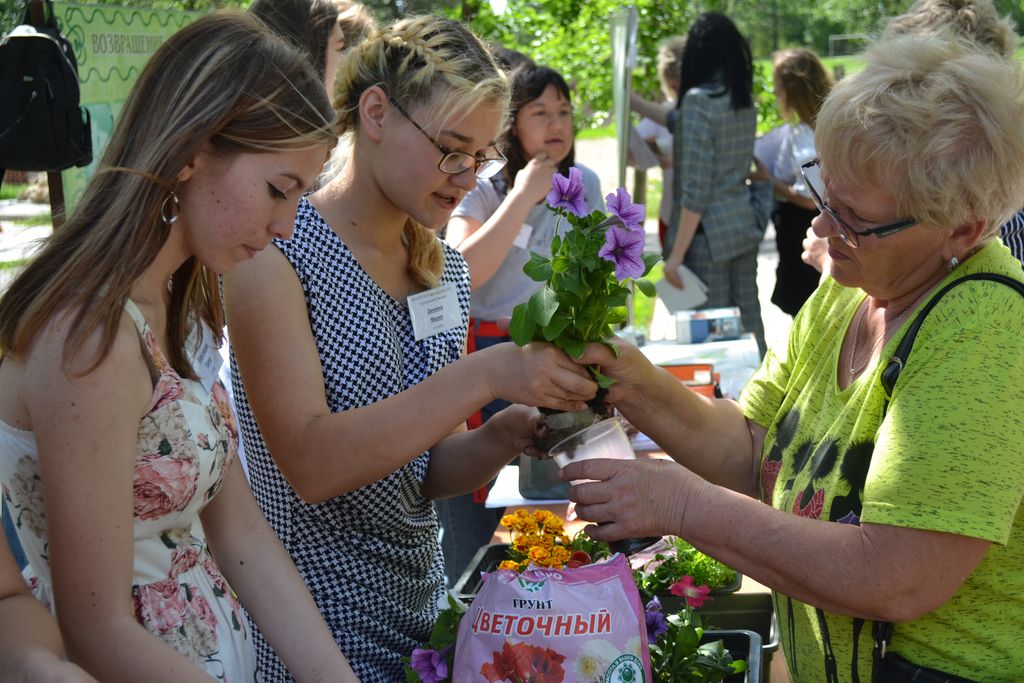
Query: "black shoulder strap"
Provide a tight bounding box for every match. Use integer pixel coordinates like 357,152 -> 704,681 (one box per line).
872,272 -> 1023,680
880,273 -> 1024,400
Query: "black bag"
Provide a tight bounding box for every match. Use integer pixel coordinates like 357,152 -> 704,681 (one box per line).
0,0 -> 92,174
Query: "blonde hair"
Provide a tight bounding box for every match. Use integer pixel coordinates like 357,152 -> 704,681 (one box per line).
332,15 -> 509,288
884,0 -> 1019,59
0,11 -> 336,375
772,48 -> 832,127
815,34 -> 1024,237
335,0 -> 375,49
656,35 -> 686,100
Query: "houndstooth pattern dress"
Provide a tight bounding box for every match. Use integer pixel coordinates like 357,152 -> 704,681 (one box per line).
231,198 -> 470,681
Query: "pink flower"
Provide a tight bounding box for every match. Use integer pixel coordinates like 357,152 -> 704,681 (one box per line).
599,225 -> 646,280
670,575 -> 711,608
149,372 -> 185,413
546,167 -> 588,217
135,578 -> 188,633
189,592 -> 219,633
133,454 -> 199,521
606,187 -> 645,231
170,546 -> 201,577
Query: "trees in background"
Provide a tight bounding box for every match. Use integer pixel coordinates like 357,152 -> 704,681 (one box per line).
2,0 -> 1020,129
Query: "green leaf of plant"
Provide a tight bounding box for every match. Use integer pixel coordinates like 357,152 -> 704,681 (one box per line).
555,336 -> 586,359
542,315 -> 571,341
528,286 -> 559,326
509,302 -> 535,345
592,370 -> 615,389
635,277 -> 656,298
643,252 -> 662,273
523,252 -> 553,282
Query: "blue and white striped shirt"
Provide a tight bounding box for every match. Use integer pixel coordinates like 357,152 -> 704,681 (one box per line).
1003,209 -> 1024,266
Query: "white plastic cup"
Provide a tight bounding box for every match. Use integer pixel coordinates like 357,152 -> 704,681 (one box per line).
550,417 -> 635,473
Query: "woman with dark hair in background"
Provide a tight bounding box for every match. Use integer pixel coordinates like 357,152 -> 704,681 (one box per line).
664,12 -> 766,355
250,0 -> 365,94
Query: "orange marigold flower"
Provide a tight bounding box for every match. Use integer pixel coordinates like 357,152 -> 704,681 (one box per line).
498,560 -> 520,571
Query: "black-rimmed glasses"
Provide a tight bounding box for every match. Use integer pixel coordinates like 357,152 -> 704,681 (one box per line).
799,158 -> 917,248
388,97 -> 507,180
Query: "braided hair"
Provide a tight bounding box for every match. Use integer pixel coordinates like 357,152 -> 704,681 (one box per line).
332,15 -> 508,288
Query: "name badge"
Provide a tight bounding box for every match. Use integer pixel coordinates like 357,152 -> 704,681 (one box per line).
189,323 -> 223,393
408,283 -> 462,341
513,222 -> 534,250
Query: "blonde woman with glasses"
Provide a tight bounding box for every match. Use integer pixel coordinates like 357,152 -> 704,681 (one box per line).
563,34 -> 1024,682
224,15 -> 595,680
0,13 -> 356,682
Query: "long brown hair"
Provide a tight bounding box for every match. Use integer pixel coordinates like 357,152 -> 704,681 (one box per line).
0,11 -> 336,376
332,15 -> 508,288
772,48 -> 832,128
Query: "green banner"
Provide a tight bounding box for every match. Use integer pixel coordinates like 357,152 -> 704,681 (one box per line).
58,3 -> 203,211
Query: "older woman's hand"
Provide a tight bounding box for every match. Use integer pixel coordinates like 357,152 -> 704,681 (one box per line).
563,458 -> 707,541
573,337 -> 659,405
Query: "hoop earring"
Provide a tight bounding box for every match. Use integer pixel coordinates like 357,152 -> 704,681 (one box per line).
160,191 -> 180,226
948,256 -> 959,272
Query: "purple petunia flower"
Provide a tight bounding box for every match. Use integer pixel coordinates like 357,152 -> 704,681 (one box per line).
645,596 -> 668,645
606,187 -> 645,231
410,646 -> 451,683
546,167 -> 588,217
598,225 -> 645,281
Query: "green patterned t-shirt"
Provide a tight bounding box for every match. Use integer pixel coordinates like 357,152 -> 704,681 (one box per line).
740,239 -> 1024,682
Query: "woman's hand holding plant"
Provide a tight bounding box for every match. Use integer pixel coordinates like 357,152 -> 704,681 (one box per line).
479,340 -> 596,411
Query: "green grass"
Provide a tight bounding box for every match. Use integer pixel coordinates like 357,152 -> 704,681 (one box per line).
12,214 -> 51,227
0,183 -> 28,201
633,261 -> 664,334
0,259 -> 28,271
576,124 -> 616,140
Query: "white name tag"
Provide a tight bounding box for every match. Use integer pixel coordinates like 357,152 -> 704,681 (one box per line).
513,222 -> 534,250
408,283 -> 462,341
189,323 -> 223,393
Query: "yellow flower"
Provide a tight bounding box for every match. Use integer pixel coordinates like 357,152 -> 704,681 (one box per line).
498,560 -> 520,571
528,546 -> 551,564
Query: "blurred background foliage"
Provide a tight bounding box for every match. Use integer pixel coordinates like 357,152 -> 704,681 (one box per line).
2,0 -> 1022,132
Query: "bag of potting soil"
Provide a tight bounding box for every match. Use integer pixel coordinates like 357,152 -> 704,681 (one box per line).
452,553 -> 651,683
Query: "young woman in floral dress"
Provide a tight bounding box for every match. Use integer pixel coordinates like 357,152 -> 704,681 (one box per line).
0,13 -> 356,682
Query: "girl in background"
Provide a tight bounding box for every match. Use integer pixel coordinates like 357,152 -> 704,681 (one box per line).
753,48 -> 832,315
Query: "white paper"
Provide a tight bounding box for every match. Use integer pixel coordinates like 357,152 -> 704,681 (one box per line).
654,265 -> 708,313
627,125 -> 660,171
408,283 -> 461,341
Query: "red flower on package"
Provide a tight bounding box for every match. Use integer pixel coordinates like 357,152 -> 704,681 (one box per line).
481,641 -> 566,683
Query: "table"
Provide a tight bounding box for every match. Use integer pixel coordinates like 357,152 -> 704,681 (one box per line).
639,333 -> 761,400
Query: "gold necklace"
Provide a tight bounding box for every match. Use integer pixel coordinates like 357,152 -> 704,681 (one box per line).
848,300 -> 915,377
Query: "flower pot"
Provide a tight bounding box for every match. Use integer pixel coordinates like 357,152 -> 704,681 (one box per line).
537,406 -> 600,451
701,629 -> 763,683
661,593 -> 779,683
517,453 -> 568,499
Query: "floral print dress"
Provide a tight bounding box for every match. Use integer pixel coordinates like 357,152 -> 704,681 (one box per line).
0,300 -> 258,681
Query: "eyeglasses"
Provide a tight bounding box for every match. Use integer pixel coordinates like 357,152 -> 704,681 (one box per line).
388,97 -> 507,180
799,158 -> 917,248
